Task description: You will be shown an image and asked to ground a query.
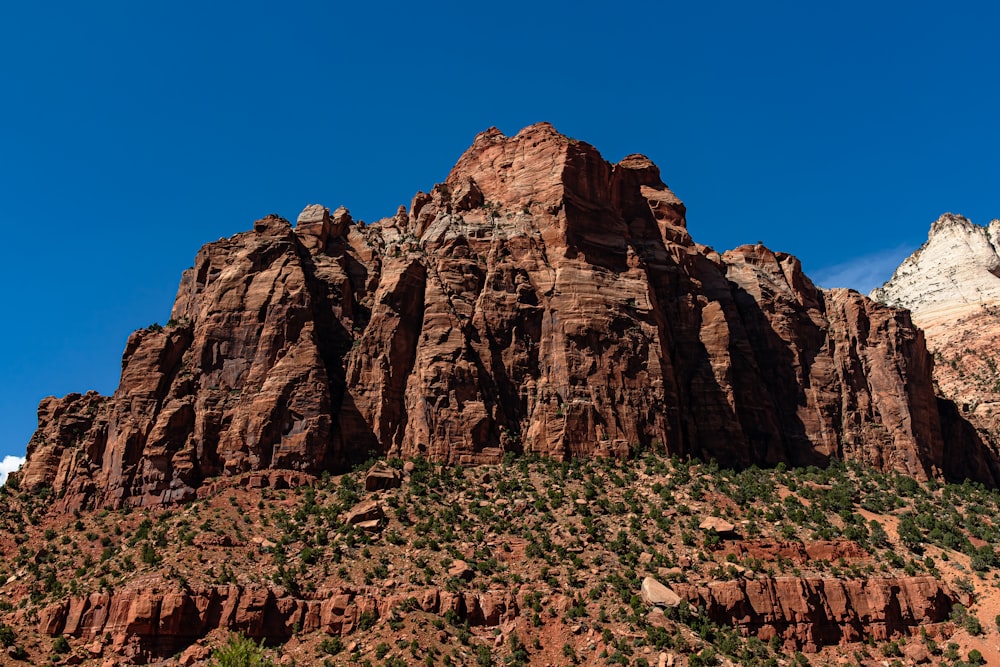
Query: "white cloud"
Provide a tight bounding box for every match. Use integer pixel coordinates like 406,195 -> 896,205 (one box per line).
0,455 -> 25,486
811,245 -> 914,295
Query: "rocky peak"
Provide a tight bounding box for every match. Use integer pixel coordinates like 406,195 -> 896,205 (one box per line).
930,211 -> 975,234
871,213 -> 1000,320
433,122 -> 690,261
444,122 -> 607,212
294,204 -> 354,253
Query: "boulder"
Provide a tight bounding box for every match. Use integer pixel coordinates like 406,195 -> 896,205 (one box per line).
345,500 -> 384,525
699,517 -> 737,535
364,463 -> 402,491
178,643 -> 210,666
902,641 -> 930,664
448,560 -> 474,581
640,577 -> 682,608
355,519 -> 382,533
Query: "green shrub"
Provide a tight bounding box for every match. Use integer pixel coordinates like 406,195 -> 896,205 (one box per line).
965,613 -> 983,636
141,542 -> 159,565
52,635 -> 70,654
211,633 -> 273,667
319,636 -> 343,655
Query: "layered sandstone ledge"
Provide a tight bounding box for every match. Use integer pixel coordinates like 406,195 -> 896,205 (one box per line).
35,575 -> 952,661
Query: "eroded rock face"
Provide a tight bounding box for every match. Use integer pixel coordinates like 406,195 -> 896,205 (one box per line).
37,576 -> 951,660
673,575 -> 953,653
37,585 -> 517,664
18,123 -> 997,509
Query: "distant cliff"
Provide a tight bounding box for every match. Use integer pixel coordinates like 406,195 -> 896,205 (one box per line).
872,213 -> 1000,455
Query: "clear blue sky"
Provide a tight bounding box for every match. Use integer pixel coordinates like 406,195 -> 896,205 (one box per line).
2,1 -> 999,465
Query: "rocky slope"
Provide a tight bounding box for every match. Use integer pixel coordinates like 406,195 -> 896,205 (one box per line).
16,123 -> 999,512
871,214 -> 1000,445
4,456 -> 996,666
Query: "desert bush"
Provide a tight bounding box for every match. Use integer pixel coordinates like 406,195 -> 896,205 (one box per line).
210,633 -> 273,667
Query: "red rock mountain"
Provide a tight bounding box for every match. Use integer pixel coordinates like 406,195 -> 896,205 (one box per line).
17,123 -> 999,508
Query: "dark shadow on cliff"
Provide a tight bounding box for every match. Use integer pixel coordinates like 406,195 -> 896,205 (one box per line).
725,279 -> 831,470
295,241 -> 380,473
937,397 -> 1000,486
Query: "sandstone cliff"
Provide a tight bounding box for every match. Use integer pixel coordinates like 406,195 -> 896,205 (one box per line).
35,584 -> 517,664
35,575 -> 952,662
673,574 -> 954,653
17,124 -> 998,508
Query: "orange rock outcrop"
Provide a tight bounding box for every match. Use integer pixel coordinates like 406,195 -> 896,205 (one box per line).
674,575 -> 953,653
37,585 -> 517,664
37,575 -> 952,660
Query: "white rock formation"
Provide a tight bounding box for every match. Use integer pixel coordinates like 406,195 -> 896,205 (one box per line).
871,213 -> 1000,445
870,213 -> 1000,328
